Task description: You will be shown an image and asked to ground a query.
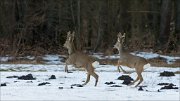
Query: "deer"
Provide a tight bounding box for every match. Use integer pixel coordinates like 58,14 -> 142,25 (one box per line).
114,32 -> 150,87
63,31 -> 99,86
103,47 -> 128,73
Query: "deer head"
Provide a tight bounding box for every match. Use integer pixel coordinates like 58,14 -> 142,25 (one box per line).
63,31 -> 75,54
114,32 -> 126,51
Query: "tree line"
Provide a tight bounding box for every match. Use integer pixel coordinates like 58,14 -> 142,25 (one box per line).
0,0 -> 179,56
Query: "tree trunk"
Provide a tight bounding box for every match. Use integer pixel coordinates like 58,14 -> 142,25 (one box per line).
175,0 -> 180,51
76,0 -> 82,50
94,0 -> 107,52
159,0 -> 172,50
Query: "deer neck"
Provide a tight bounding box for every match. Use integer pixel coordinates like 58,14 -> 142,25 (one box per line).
68,43 -> 76,55
118,46 -> 124,56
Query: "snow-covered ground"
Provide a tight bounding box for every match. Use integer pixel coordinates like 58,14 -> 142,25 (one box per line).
0,64 -> 180,100
0,52 -> 180,100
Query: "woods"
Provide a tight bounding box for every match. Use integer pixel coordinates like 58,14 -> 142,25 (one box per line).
0,0 -> 179,56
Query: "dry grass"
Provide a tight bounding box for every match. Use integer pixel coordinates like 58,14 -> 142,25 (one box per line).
1,57 -> 45,64
148,58 -> 180,67
1,54 -> 179,68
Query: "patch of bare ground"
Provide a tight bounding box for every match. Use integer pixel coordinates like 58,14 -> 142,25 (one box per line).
1,52 -> 179,68
148,58 -> 180,67
1,57 -> 45,64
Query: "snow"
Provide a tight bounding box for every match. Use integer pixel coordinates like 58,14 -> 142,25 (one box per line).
131,52 -> 180,64
131,52 -> 160,59
0,56 -> 13,62
0,52 -> 180,100
1,64 -> 180,100
42,55 -> 65,65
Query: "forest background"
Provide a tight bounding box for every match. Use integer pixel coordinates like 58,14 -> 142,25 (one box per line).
0,0 -> 179,56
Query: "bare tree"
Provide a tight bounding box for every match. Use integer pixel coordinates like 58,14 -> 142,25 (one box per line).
159,0 -> 172,51
175,0 -> 180,48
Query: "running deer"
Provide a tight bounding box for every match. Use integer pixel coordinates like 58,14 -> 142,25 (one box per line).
104,47 -> 128,73
63,31 -> 99,86
114,32 -> 150,87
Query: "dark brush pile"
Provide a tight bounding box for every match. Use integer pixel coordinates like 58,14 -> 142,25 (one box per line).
159,83 -> 178,90
160,71 -> 175,77
71,84 -> 83,87
110,85 -> 122,87
117,75 -> 134,81
122,80 -> 132,85
6,76 -> 19,78
161,85 -> 178,89
38,82 -> 51,86
158,83 -> 175,86
18,74 -> 36,80
117,75 -> 134,85
49,75 -> 56,79
1,83 -> 7,86
105,82 -> 115,85
58,87 -> 63,89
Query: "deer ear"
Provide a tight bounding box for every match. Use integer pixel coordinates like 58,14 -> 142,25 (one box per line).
71,31 -> 75,41
122,33 -> 126,43
118,32 -> 121,37
67,31 -> 71,37
122,33 -> 126,38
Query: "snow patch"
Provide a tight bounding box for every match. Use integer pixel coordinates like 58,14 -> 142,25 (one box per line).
0,56 -> 13,62
42,54 -> 65,64
0,64 -> 179,100
131,52 -> 180,64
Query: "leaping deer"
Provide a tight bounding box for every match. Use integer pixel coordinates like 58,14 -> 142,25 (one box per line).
114,32 -> 150,87
63,31 -> 99,86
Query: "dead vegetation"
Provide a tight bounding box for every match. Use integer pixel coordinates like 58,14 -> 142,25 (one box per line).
1,52 -> 179,68
148,58 -> 180,67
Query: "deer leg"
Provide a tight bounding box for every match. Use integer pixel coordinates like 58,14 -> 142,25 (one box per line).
82,74 -> 91,86
117,60 -> 128,73
117,66 -> 121,73
119,65 -> 128,74
86,64 -> 99,86
117,60 -> 121,73
134,66 -> 144,87
90,72 -> 99,86
135,73 -> 143,87
65,63 -> 68,72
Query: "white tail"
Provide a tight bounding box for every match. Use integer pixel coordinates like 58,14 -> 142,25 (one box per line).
63,31 -> 99,86
92,61 -> 100,68
143,63 -> 151,70
114,32 -> 150,87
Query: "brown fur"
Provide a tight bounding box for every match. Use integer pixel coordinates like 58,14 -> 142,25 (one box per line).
114,32 -> 148,87
63,31 -> 99,86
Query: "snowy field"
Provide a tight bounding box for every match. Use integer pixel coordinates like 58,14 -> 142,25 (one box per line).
0,52 -> 180,100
